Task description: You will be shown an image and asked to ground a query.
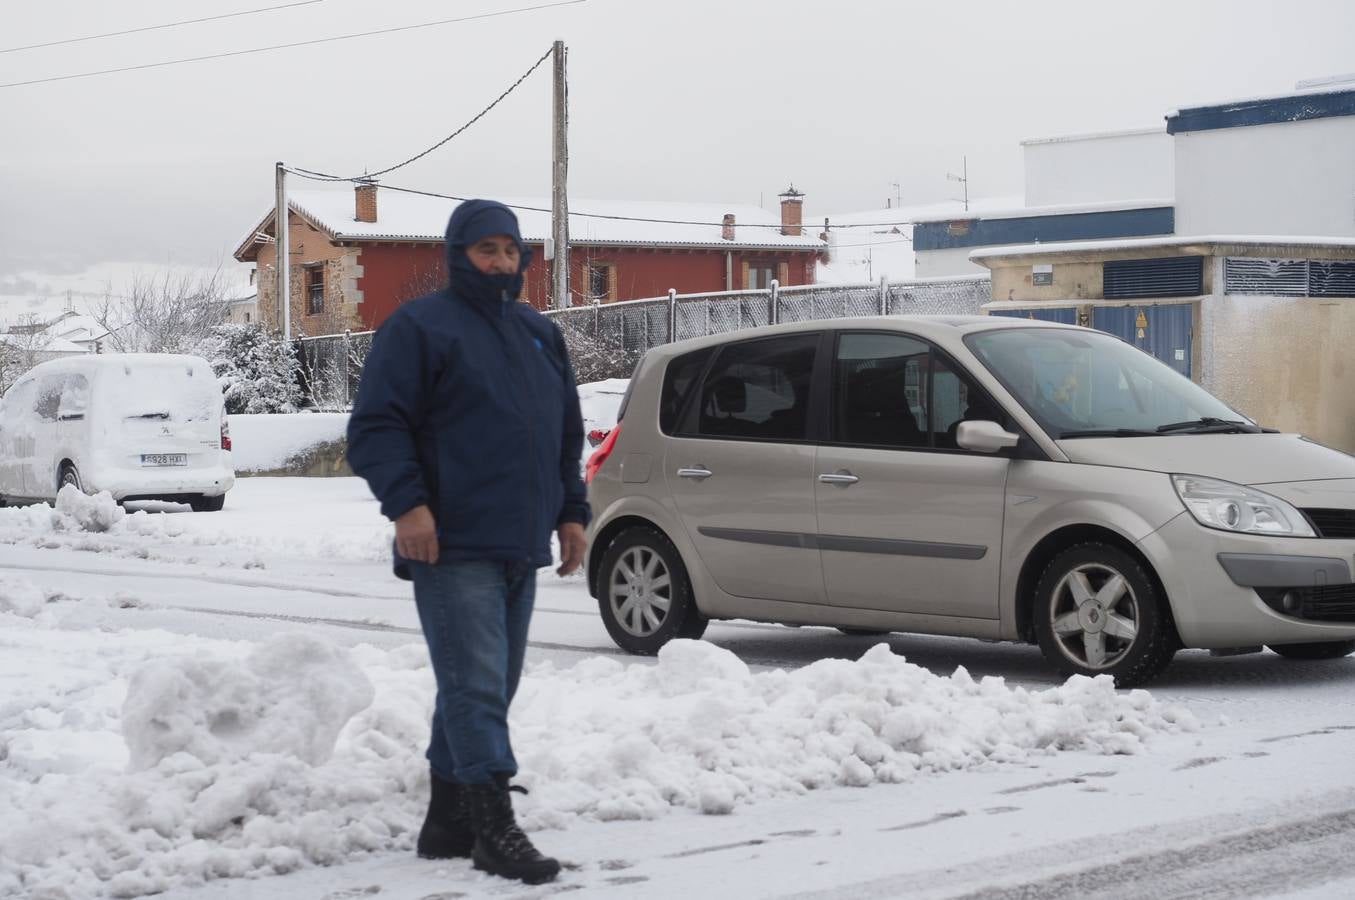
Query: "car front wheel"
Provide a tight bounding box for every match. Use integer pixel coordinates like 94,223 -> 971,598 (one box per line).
598,526 -> 707,654
1033,542 -> 1177,687
1267,640 -> 1355,660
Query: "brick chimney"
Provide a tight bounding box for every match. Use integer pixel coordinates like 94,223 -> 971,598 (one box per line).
355,180 -> 378,223
721,213 -> 736,241
779,184 -> 804,236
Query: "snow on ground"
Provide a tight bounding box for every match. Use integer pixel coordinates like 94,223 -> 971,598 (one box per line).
223,379 -> 628,475
227,413 -> 351,474
0,575 -> 1196,899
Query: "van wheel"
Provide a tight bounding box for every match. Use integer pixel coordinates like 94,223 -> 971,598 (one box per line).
598,526 -> 707,654
58,464 -> 82,494
190,494 -> 226,512
1033,542 -> 1177,687
1267,640 -> 1355,660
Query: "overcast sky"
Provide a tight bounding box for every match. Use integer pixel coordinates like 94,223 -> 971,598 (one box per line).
2,0 -> 1354,311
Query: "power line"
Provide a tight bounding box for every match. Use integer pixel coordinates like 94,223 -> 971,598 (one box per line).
0,0 -> 587,89
290,46 -> 554,182
0,1 -> 329,54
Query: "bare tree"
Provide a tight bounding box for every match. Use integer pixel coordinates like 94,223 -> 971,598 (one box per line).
92,267 -> 233,354
0,314 -> 56,394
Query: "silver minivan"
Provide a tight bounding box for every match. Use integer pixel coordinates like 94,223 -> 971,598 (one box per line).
584,316 -> 1355,685
0,354 -> 234,511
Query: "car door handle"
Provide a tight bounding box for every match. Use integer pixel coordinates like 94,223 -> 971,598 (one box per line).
677,466 -> 713,480
818,471 -> 860,485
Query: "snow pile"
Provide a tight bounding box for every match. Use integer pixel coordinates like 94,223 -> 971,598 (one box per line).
511,641 -> 1198,825
227,412 -> 350,473
0,616 -> 1197,899
122,633 -> 374,769
55,484 -> 125,532
0,575 -> 45,618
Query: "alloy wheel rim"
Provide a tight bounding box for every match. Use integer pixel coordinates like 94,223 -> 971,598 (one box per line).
1049,562 -> 1139,670
608,546 -> 672,637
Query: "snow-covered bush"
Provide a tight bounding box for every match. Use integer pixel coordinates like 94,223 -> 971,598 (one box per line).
196,323 -> 301,414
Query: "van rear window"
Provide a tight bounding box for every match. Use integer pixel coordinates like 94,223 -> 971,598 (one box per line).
107,364 -> 218,423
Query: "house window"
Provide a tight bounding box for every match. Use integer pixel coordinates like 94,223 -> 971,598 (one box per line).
747,263 -> 776,290
306,265 -> 325,315
585,263 -> 615,302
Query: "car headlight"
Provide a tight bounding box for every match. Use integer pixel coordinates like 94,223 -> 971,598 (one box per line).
1172,474 -> 1315,537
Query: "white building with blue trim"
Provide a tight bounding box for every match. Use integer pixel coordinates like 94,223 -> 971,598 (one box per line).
913,81 -> 1355,278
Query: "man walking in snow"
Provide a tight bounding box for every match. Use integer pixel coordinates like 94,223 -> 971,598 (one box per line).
347,199 -> 589,885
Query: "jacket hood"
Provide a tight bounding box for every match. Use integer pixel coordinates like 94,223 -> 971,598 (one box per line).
1057,432 -> 1355,486
443,200 -> 535,308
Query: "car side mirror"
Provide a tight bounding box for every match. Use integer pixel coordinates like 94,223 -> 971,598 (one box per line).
957,420 -> 1020,453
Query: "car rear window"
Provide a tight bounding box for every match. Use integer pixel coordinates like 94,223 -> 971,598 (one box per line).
104,362 -> 218,423
659,347 -> 713,434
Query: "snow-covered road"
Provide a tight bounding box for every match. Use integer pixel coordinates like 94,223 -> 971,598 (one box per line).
3,478 -> 1354,899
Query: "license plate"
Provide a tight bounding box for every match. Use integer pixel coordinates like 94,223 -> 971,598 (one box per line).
141,453 -> 187,467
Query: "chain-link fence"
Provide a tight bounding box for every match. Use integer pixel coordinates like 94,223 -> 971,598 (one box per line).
294,330 -> 373,410
290,277 -> 991,405
549,276 -> 991,381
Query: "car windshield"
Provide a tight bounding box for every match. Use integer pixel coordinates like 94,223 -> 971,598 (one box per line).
966,327 -> 1250,439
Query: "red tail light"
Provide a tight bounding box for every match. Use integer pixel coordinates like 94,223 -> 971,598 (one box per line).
585,423 -> 620,484
221,412 -> 232,452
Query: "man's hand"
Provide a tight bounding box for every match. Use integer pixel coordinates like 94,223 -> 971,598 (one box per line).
395,505 -> 439,564
556,522 -> 587,576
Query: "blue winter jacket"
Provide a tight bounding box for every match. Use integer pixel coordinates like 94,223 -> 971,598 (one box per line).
346,201 -> 590,578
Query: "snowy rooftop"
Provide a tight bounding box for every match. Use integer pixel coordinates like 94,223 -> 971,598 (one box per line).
908,197 -> 1175,225
260,189 -> 825,253
812,196 -> 1024,230
970,233 -> 1355,262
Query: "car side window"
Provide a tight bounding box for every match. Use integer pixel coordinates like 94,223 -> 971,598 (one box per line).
58,374 -> 90,420
34,376 -> 63,421
659,347 -> 714,435
834,333 -> 929,448
689,334 -> 817,442
835,333 -> 1004,450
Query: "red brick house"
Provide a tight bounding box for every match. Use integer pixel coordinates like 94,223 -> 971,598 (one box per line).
234,184 -> 823,334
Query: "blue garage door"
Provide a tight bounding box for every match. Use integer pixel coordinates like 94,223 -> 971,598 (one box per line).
1091,304 -> 1193,378
989,307 -> 1079,325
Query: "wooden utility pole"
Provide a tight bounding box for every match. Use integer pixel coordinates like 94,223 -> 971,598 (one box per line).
274,161 -> 291,340
551,40 -> 570,308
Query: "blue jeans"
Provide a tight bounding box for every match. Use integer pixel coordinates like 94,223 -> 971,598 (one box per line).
408,558 -> 536,785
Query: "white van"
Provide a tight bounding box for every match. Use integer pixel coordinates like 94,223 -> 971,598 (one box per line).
0,354 -> 235,511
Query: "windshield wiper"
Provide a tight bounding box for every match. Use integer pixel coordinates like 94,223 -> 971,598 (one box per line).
128,412 -> 171,420
1058,428 -> 1158,439
1155,417 -> 1265,435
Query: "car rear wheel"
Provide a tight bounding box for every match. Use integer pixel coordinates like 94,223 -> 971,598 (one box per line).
1033,542 -> 1177,687
1267,640 -> 1355,660
58,464 -> 82,494
190,494 -> 226,512
598,526 -> 707,654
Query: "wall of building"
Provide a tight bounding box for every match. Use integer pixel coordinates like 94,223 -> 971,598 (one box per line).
1023,130 -> 1174,207
254,213 -> 364,335
1174,116 -> 1355,237
1199,292 -> 1355,452
915,248 -> 990,278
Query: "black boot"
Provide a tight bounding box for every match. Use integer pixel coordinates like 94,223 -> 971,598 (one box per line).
416,770 -> 474,859
465,778 -> 560,884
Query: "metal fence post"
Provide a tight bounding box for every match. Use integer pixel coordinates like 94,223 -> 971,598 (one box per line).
770,279 -> 779,325
342,329 -> 351,408
592,299 -> 600,337
667,288 -> 677,344
878,276 -> 888,315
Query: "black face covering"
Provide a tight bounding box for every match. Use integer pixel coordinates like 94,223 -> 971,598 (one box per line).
448,247 -> 526,310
